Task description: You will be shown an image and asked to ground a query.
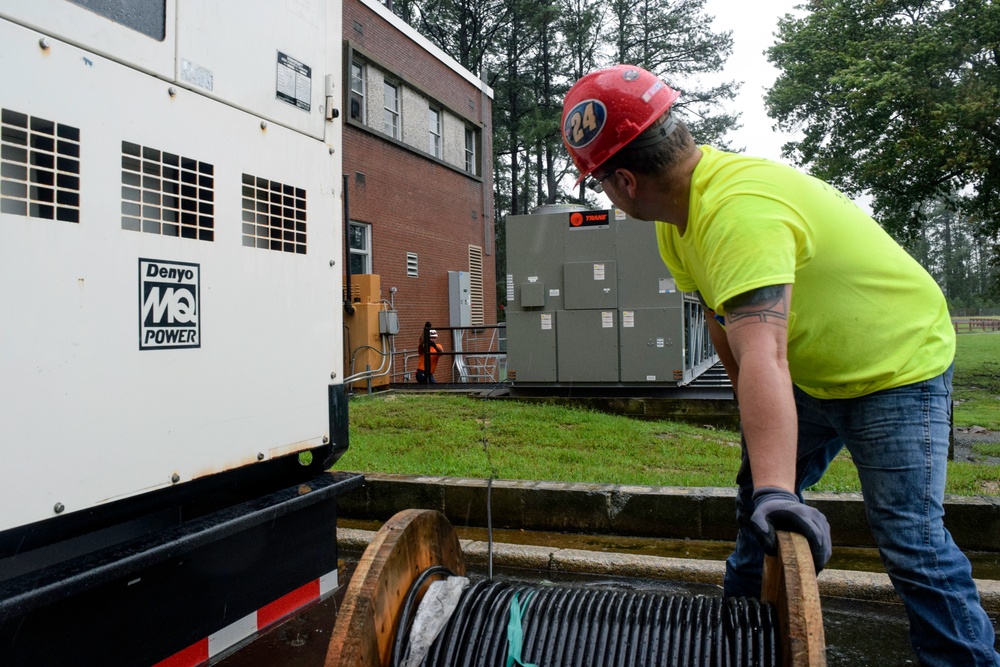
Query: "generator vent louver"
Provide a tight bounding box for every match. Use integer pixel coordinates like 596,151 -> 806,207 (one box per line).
241,173 -> 307,254
0,109 -> 80,223
121,141 -> 215,241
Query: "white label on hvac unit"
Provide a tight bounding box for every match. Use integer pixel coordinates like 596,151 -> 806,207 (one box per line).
623,310 -> 635,327
646,375 -> 656,381
540,313 -> 552,330
506,274 -> 514,301
180,58 -> 214,91
658,277 -> 676,293
527,276 -> 538,282
276,52 -> 312,111
602,311 -> 613,328
656,338 -> 665,348
614,208 -> 626,221
549,289 -> 559,297
594,263 -> 605,280
139,258 -> 200,350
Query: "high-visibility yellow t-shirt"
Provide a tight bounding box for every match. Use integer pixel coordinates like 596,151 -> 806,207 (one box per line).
656,146 -> 955,399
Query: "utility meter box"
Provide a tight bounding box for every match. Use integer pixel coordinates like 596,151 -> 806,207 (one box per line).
504,205 -> 717,388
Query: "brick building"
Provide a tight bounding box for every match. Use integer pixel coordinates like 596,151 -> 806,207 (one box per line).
342,0 -> 496,384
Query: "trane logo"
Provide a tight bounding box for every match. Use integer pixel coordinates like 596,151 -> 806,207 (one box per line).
139,259 -> 201,350
569,211 -> 609,228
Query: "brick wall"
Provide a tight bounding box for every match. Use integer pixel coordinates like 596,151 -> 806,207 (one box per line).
343,0 -> 496,383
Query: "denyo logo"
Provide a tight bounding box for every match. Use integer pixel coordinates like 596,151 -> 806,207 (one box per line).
139,258 -> 200,350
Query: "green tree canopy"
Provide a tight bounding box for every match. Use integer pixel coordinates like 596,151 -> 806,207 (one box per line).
766,0 -> 1000,242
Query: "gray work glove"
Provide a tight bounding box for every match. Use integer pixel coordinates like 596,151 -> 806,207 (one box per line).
750,486 -> 832,573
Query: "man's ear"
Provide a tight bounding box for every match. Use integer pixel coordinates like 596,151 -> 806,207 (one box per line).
615,168 -> 639,198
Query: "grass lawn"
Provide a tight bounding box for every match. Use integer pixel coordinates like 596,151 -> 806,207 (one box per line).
342,391 -> 1000,496
952,332 -> 1000,430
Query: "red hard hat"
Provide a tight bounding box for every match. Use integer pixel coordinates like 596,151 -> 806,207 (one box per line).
562,65 -> 681,186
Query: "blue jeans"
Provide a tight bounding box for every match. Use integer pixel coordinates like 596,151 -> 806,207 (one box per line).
723,366 -> 1000,666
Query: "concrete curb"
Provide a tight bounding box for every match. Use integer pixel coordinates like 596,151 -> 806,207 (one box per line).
338,472 -> 1000,551
337,527 -> 1000,613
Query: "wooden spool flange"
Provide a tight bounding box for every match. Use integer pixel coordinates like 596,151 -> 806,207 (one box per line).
762,531 -> 827,667
325,509 -> 465,667
326,509 -> 825,667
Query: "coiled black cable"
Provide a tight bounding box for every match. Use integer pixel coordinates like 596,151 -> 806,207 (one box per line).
391,564 -> 458,667
395,576 -> 779,667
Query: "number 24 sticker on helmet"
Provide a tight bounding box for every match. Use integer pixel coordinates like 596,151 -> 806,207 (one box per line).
563,99 -> 607,149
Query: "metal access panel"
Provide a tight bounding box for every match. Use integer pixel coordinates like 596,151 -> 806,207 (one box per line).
556,310 -> 619,382
505,311 -> 557,382
619,308 -> 686,382
564,260 -> 618,310
504,211 -> 566,312
0,14 -> 343,532
614,214 -> 683,309
0,1 -> 334,140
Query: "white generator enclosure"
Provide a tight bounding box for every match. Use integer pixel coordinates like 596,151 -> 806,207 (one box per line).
0,1 -> 344,534
0,2 -> 361,664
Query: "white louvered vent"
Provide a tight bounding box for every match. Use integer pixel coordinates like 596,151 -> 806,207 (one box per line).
121,141 -> 214,241
406,252 -> 418,277
241,174 -> 307,254
0,109 -> 80,223
469,244 -> 484,326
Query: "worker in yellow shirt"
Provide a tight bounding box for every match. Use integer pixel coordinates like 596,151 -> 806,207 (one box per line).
561,65 -> 998,667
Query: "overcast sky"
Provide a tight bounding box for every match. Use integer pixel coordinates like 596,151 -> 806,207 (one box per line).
698,0 -> 804,163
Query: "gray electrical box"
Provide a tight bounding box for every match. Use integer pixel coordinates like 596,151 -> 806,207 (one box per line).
449,271 -> 471,327
504,205 -> 717,388
379,310 -> 400,335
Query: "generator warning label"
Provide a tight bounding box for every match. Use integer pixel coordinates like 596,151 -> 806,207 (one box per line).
139,258 -> 200,350
276,51 -> 312,111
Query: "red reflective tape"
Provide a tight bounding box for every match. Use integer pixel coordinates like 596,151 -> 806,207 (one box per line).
154,638 -> 209,667
257,579 -> 320,630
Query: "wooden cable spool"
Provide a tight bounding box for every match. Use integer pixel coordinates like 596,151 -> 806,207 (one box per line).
326,509 -> 825,667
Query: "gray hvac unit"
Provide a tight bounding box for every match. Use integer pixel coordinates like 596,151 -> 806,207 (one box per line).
504,205 -> 717,389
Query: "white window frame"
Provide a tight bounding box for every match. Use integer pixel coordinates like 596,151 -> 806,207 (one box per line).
429,107 -> 442,158
350,60 -> 366,123
349,220 -> 372,274
464,127 -> 477,174
383,81 -> 400,139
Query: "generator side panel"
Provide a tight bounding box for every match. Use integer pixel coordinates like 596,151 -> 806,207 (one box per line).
0,14 -> 343,533
0,0 -> 332,139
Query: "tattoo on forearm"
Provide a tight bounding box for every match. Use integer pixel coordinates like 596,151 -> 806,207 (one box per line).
723,285 -> 788,326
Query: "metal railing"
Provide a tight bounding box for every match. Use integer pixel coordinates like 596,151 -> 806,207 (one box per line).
682,293 -> 719,385
391,323 -> 507,384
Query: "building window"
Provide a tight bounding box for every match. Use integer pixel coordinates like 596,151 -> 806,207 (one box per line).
469,245 -> 484,326
349,221 -> 371,274
383,81 -> 399,139
406,252 -> 418,277
428,107 -> 441,158
465,127 -> 477,174
350,61 -> 365,123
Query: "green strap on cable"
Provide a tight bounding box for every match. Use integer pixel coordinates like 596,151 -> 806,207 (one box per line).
505,591 -> 538,667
